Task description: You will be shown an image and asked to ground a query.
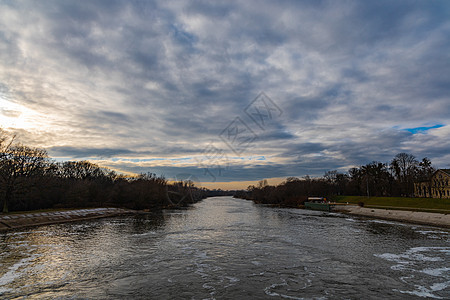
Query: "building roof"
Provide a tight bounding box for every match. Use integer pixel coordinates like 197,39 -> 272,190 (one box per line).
440,169 -> 450,176
421,169 -> 450,181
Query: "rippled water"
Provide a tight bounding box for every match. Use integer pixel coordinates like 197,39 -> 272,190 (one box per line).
1,197 -> 449,299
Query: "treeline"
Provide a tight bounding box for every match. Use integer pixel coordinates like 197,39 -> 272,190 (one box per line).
236,153 -> 436,207
0,130 -> 206,212
205,189 -> 237,197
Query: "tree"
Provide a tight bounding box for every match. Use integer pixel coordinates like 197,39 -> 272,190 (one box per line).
361,162 -> 391,197
347,167 -> 363,195
335,173 -> 349,195
390,153 -> 418,196
324,170 -> 338,184
0,144 -> 49,212
417,157 -> 435,181
58,161 -> 107,180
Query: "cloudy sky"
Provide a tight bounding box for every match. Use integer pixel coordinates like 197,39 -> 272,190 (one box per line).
1,0 -> 449,189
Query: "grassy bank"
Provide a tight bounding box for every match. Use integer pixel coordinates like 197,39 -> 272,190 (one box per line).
333,195 -> 449,212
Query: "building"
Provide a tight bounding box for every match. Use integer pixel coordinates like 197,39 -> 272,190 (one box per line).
414,169 -> 450,199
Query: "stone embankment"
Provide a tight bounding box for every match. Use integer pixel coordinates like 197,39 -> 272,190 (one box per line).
335,205 -> 450,228
0,208 -> 136,232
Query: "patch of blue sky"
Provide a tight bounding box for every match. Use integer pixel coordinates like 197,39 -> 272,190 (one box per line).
170,157 -> 192,161
170,24 -> 198,49
225,156 -> 266,161
402,124 -> 444,134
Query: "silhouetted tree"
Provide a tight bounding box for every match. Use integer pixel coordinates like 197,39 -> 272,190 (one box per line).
237,153 -> 436,206
58,160 -> 108,180
417,157 -> 435,181
360,162 -> 392,197
390,153 -> 419,196
0,144 -> 49,212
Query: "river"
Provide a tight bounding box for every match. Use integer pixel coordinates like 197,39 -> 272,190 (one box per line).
1,196 -> 449,299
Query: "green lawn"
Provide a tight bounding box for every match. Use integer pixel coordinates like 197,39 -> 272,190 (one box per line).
333,195 -> 450,212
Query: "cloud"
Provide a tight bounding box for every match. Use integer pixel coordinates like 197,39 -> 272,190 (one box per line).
1,109 -> 21,118
49,146 -> 134,158
1,0 -> 449,186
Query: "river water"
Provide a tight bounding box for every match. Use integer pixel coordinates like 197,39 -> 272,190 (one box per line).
0,196 -> 449,299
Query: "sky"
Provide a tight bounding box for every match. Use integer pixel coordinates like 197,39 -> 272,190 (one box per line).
1,0 -> 449,189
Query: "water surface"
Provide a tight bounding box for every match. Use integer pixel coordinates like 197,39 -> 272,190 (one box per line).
1,197 -> 449,299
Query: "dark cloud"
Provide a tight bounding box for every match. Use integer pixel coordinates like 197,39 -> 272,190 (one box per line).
49,146 -> 134,158
1,0 -> 449,185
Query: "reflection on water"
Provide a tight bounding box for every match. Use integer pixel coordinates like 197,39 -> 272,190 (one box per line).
1,197 -> 449,299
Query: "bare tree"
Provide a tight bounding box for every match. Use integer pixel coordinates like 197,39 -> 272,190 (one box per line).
390,153 -> 418,196
58,160 -> 107,180
0,143 -> 49,212
0,128 -> 16,154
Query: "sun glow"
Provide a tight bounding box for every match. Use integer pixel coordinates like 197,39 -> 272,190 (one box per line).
0,99 -> 40,130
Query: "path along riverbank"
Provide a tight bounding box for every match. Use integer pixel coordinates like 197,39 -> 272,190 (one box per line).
335,205 -> 450,228
0,208 -> 137,232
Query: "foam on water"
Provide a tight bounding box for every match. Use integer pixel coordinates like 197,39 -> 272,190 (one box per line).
416,229 -> 450,240
422,268 -> 450,277
376,246 -> 450,298
417,230 -> 449,235
375,247 -> 447,264
395,281 -> 450,299
366,219 -> 408,226
264,277 -> 315,300
0,255 -> 35,294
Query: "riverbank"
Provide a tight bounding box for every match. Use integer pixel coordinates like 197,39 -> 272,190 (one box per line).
334,195 -> 449,212
0,208 -> 138,232
335,205 -> 450,228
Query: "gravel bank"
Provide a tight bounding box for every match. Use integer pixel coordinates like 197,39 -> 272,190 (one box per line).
335,205 -> 450,228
